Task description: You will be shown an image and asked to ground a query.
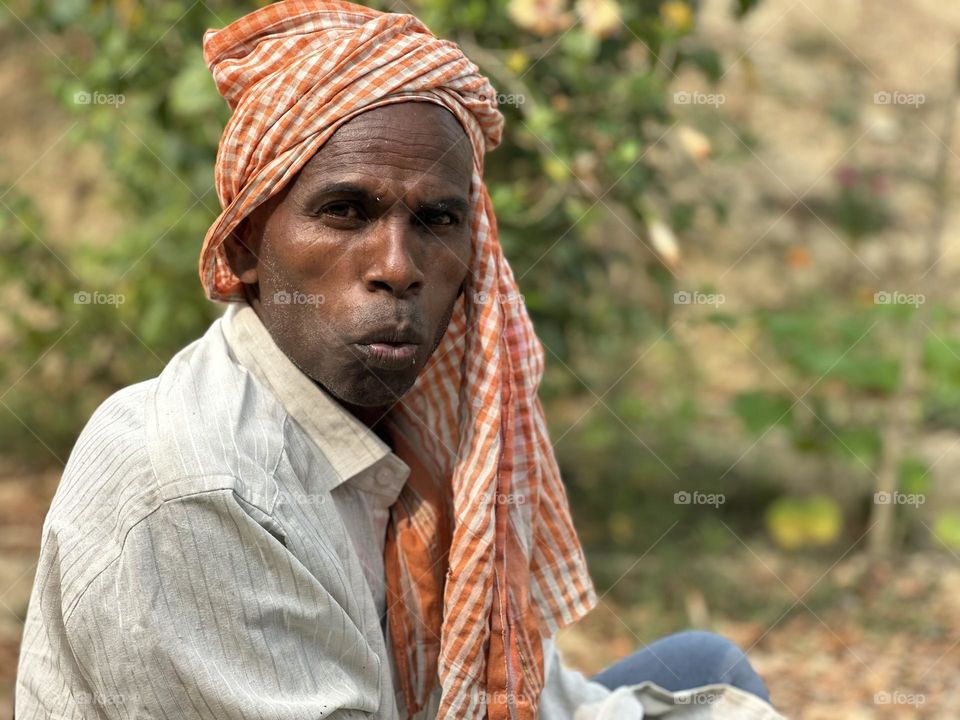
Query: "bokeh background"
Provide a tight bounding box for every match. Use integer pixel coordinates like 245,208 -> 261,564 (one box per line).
2,0 -> 959,717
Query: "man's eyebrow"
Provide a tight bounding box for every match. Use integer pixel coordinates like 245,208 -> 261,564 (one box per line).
309,181 -> 469,213
416,196 -> 469,214
308,181 -> 373,197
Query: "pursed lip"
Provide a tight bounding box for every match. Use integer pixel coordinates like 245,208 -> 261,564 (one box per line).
354,323 -> 423,346
353,324 -> 423,369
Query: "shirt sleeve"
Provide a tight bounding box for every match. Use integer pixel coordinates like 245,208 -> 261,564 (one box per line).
64,488 -> 384,720
538,636 -> 643,719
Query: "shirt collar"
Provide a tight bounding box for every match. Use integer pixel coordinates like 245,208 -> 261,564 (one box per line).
221,302 -> 410,501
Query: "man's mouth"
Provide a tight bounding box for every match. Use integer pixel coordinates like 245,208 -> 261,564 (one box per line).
354,325 -> 423,370
355,340 -> 419,368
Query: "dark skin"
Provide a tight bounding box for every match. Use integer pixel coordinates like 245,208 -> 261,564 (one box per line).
223,102 -> 474,429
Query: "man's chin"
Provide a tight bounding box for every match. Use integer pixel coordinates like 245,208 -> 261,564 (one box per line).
319,370 -> 419,411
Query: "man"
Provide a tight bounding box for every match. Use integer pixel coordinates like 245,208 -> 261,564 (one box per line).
16,2 -> 784,718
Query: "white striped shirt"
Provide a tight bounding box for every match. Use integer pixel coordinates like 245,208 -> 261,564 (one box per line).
16,303 -> 784,719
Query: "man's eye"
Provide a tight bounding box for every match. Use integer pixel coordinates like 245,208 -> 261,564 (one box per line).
320,202 -> 361,219
420,211 -> 459,227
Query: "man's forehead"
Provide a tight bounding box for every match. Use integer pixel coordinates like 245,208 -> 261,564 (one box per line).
296,104 -> 473,190
333,101 -> 467,138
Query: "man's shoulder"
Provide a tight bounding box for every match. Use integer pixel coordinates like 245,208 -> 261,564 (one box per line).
40,377 -> 160,621
59,315 -> 288,506
143,314 -> 288,501
43,318 -> 290,602
48,377 -> 156,530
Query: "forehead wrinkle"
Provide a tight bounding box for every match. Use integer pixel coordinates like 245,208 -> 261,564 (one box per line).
307,151 -> 471,188
331,135 -> 467,150
297,145 -> 472,201
334,103 -> 468,141
307,132 -> 472,178
322,137 -> 472,167
317,106 -> 471,162
291,104 -> 474,202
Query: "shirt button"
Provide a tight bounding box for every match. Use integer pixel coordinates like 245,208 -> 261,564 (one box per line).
375,467 -> 394,488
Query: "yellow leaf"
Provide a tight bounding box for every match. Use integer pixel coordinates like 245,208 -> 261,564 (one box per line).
506,50 -> 529,75
661,1 -> 694,33
804,496 -> 843,546
765,496 -> 843,550
544,157 -> 571,182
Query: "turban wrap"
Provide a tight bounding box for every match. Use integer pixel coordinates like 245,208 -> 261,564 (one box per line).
200,2 -> 597,718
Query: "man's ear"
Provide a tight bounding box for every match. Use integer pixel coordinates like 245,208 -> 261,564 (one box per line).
223,218 -> 261,285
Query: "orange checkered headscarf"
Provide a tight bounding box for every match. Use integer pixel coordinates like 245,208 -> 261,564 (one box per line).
201,2 -> 597,718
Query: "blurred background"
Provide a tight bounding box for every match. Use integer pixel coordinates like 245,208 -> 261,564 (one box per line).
1,0 -> 959,716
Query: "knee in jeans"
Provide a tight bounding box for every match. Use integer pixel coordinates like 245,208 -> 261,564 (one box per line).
668,630 -> 751,682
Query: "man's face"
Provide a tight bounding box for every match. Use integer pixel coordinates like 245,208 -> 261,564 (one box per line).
225,102 -> 474,410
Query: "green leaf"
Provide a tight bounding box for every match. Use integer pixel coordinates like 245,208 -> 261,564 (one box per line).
732,391 -> 794,434
560,29 -> 600,61
733,0 -> 763,18
933,511 -> 960,551
169,50 -> 223,118
684,47 -> 724,83
900,456 -> 931,495
831,425 -> 880,464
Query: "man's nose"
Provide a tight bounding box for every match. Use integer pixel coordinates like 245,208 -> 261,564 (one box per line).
362,216 -> 425,298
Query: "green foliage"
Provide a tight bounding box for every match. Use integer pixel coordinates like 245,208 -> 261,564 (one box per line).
3,2 -> 242,457
733,0 -> 763,18
899,456 -> 931,496
827,166 -> 893,241
757,301 -> 901,393
922,332 -> 960,430
933,511 -> 960,551
727,298 -> 901,476
732,390 -> 794,434
933,510 -> 960,551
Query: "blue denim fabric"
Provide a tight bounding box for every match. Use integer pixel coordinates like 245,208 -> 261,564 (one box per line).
590,630 -> 771,704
